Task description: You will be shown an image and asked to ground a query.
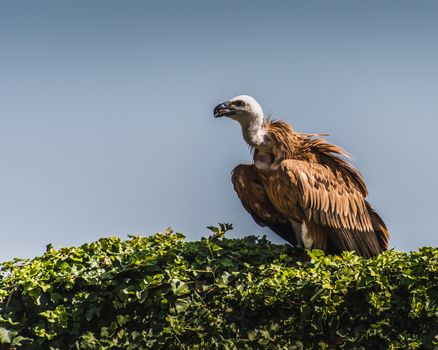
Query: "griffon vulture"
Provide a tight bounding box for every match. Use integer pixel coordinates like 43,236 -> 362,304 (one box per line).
214,95 -> 389,258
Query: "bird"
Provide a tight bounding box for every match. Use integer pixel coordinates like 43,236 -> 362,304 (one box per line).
213,95 -> 389,258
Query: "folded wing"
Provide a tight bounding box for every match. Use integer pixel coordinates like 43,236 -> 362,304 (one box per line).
231,164 -> 297,245
266,160 -> 388,257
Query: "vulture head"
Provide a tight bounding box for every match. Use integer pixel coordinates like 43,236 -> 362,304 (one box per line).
214,95 -> 266,146
214,95 -> 264,124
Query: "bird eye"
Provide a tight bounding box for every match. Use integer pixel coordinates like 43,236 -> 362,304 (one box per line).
234,100 -> 245,107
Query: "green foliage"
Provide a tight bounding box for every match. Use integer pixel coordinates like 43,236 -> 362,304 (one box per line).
0,225 -> 437,349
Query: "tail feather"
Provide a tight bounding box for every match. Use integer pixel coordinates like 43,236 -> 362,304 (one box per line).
366,201 -> 390,250
326,227 -> 382,258
324,203 -> 389,258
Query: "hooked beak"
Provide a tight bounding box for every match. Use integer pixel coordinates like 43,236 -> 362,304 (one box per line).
214,101 -> 235,118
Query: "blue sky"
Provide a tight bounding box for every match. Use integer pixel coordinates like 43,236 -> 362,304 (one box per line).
1,1 -> 437,260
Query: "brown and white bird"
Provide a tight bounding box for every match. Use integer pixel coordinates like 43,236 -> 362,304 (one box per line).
214,95 -> 389,258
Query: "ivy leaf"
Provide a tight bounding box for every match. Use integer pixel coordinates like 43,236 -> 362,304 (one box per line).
0,327 -> 11,344
175,298 -> 191,314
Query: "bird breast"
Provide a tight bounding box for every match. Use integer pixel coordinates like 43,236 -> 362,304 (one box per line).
254,151 -> 274,170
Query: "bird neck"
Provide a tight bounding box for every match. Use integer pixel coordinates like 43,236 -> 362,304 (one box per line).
242,120 -> 266,147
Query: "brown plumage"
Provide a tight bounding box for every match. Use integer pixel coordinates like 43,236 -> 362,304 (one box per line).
214,95 -> 389,258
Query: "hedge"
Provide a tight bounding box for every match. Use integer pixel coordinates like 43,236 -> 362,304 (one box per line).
0,224 -> 437,349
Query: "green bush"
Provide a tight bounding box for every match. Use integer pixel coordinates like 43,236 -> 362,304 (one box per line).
0,225 -> 437,349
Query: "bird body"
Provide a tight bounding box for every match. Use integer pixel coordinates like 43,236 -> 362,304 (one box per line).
215,95 -> 389,258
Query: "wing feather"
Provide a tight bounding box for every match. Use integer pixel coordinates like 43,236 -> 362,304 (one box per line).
231,164 -> 297,245
271,160 -> 374,233
265,159 -> 389,257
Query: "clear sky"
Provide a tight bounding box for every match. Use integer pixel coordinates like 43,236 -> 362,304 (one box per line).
1,1 -> 437,261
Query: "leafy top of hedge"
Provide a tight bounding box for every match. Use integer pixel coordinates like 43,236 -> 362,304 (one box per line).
0,225 -> 437,349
